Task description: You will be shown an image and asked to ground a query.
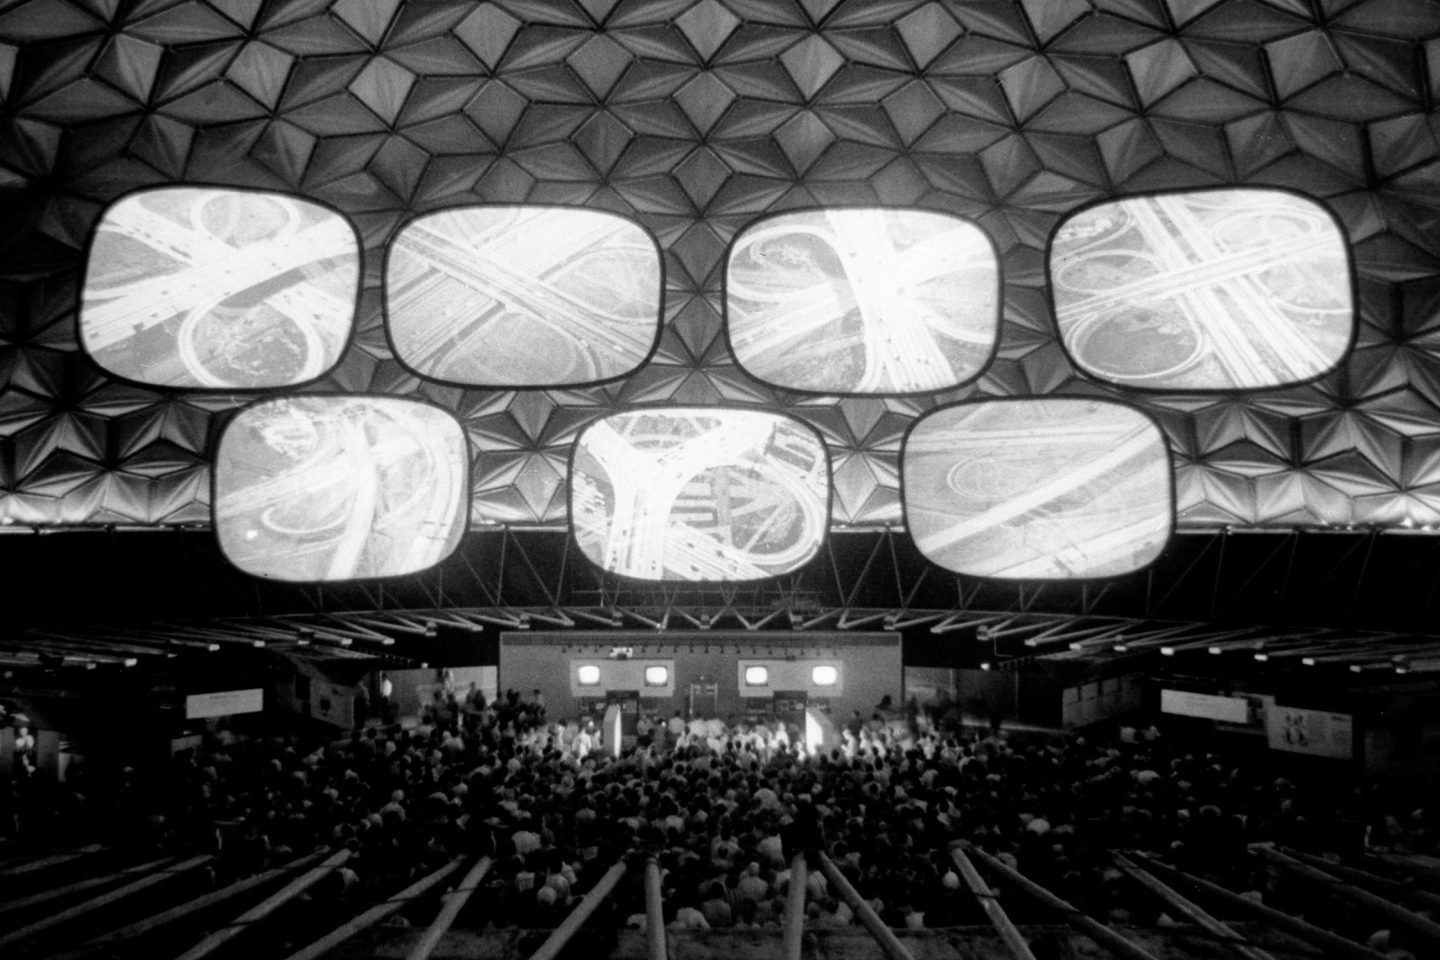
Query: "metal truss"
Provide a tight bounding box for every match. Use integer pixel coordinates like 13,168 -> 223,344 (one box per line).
8,527 -> 1440,675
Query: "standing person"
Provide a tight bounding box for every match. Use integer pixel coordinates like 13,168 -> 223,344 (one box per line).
14,725 -> 36,778
667,710 -> 685,751
574,721 -> 595,760
379,674 -> 396,723
353,682 -> 369,726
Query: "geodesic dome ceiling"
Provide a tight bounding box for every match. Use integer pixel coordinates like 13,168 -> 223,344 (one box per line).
4,0 -> 1440,537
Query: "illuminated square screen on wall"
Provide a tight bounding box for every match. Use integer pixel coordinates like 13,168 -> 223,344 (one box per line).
81,188 -> 359,389
726,208 -> 1000,393
215,396 -> 468,581
644,665 -> 669,686
903,400 -> 1172,579
1050,189 -> 1353,390
571,409 -> 829,581
386,206 -> 662,386
745,666 -> 769,686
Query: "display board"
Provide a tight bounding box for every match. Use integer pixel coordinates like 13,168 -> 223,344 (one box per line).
1062,674 -> 1144,728
904,399 -> 1172,579
81,187 -> 358,389
387,206 -> 662,386
1051,189 -> 1352,390
571,408 -> 829,581
726,208 -> 1000,393
568,659 -> 676,698
737,659 -> 845,697
185,688 -> 264,720
1160,689 -> 1251,724
214,396 -> 469,581
1266,705 -> 1354,759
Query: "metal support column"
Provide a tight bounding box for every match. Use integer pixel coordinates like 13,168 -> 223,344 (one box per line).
1113,852 -> 1275,960
283,857 -> 465,960
404,856 -> 492,960
1129,852 -> 1388,960
814,851 -> 915,960
528,860 -> 629,960
949,845 -> 1036,960
645,856 -> 666,960
782,852 -> 807,960
1252,844 -> 1440,952
963,843 -> 1161,960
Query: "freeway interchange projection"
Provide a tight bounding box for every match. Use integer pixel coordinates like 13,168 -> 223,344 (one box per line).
571,410 -> 829,581
81,188 -> 358,388
387,206 -> 662,386
215,397 -> 468,582
726,208 -> 999,394
904,400 -> 1172,579
1050,190 -> 1352,390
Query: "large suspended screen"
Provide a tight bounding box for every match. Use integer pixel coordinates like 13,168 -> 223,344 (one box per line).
386,206 -> 662,386
81,188 -> 358,389
571,409 -> 829,581
903,400 -> 1172,579
726,208 -> 1000,394
215,397 -> 468,581
1050,189 -> 1352,390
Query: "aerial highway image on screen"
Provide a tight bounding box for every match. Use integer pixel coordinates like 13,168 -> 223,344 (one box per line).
571,410 -> 829,581
1050,189 -> 1352,390
215,397 -> 468,582
81,187 -> 358,389
726,208 -> 999,394
387,206 -> 662,386
904,400 -> 1172,579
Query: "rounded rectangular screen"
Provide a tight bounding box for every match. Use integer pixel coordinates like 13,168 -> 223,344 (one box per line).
571,408 -> 829,581
386,206 -> 662,386
81,187 -> 359,389
903,399 -> 1172,579
644,665 -> 668,686
577,664 -> 601,685
215,396 -> 468,582
725,208 -> 1000,394
811,665 -> 838,686
1050,189 -> 1353,390
745,665 -> 769,686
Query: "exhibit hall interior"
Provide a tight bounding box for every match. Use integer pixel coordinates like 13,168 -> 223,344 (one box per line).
4,1 -> 1440,958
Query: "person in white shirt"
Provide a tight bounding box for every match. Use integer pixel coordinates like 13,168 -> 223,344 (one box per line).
671,905 -> 709,929
574,723 -> 594,759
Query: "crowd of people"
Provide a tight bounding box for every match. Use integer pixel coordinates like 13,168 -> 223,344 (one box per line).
3,687 -> 1437,958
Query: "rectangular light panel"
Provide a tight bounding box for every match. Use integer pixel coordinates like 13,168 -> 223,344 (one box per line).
571,408 -> 829,581
81,187 -> 358,389
386,206 -> 662,387
215,396 -> 468,581
726,208 -> 1000,394
1050,189 -> 1353,390
903,399 -> 1172,579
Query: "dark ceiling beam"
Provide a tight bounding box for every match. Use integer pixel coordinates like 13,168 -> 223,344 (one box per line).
1023,620 -> 1128,650
150,623 -> 268,649
1251,632 -> 1402,662
1106,623 -> 1213,652
1300,643 -> 1423,666
25,631 -> 168,660
1156,627 -> 1269,657
98,628 -> 222,654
